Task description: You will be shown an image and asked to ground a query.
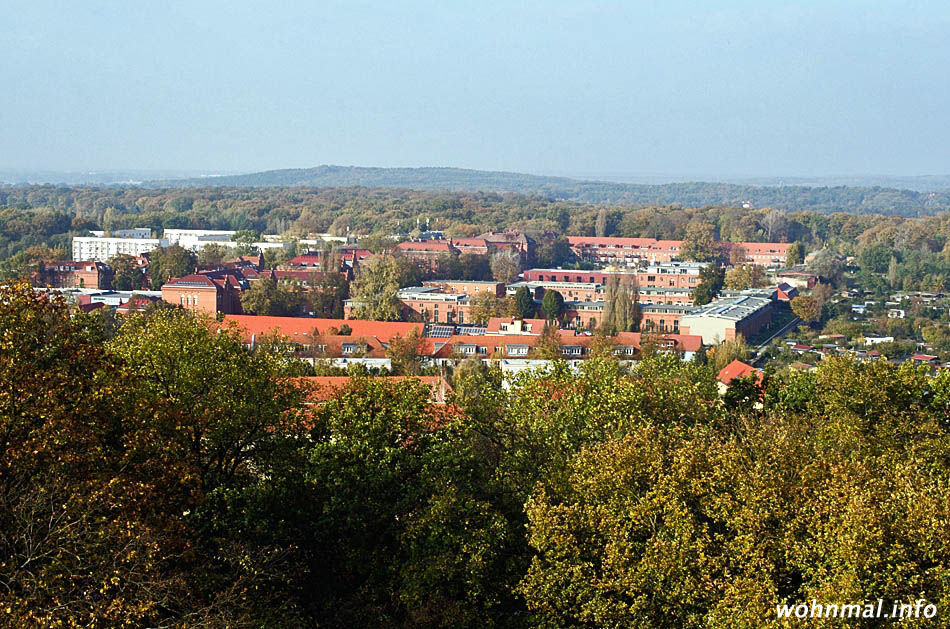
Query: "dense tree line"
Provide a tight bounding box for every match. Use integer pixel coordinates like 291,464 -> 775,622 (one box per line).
5,186 -> 950,271
3,283 -> 950,626
144,165 -> 950,216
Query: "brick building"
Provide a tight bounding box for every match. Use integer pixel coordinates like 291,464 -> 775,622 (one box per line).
161,271 -> 248,315
449,238 -> 490,256
395,240 -> 459,271
507,280 -> 604,303
523,261 -> 707,290
42,261 -> 113,289
421,280 -> 505,297
567,236 -> 791,267
395,286 -> 472,324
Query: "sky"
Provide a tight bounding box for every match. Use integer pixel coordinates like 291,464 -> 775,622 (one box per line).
2,0 -> 949,179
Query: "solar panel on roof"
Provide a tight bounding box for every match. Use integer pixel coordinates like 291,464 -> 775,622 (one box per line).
457,326 -> 487,336
425,326 -> 454,339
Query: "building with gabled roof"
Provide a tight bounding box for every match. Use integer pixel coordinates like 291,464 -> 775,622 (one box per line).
296,376 -> 453,404
161,270 -> 249,315
717,359 -> 764,387
485,317 -> 547,335
222,315 -> 424,348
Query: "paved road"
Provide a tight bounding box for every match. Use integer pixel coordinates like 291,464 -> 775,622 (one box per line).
752,315 -> 801,364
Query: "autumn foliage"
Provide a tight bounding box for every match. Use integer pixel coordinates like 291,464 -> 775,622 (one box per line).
2,282 -> 950,626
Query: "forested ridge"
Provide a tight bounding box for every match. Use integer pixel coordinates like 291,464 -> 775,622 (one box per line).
2,282 -> 950,627
140,165 -> 950,216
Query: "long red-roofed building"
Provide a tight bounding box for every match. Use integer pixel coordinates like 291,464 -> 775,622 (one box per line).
222,315 -> 424,348
296,376 -> 453,404
567,236 -> 791,266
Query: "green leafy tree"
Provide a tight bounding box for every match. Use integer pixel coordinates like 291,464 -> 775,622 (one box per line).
386,328 -> 424,375
514,285 -> 535,319
858,242 -> 893,273
108,253 -> 142,290
536,237 -> 572,268
724,264 -> 766,290
540,289 -> 565,321
785,241 -> 804,266
680,221 -> 720,262
240,277 -> 305,316
149,244 -> 197,289
351,254 -> 409,321
231,229 -> 260,255
808,249 -> 845,284
692,264 -> 724,306
469,292 -> 507,324
791,294 -> 821,323
531,323 -> 562,359
197,242 -> 231,266
490,249 -> 522,283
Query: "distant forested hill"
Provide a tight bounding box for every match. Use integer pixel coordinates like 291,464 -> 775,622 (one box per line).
149,165 -> 950,216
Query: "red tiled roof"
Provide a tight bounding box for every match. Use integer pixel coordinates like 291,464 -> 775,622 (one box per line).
485,317 -> 548,334
717,359 -> 764,386
429,335 -> 539,359
295,376 -> 453,404
451,238 -> 489,248
614,332 -> 704,353
396,241 -> 457,253
568,236 -> 660,248
912,354 -> 939,361
223,315 -> 423,344
164,274 -> 218,288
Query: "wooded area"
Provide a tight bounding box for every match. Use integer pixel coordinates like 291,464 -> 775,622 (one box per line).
2,281 -> 949,627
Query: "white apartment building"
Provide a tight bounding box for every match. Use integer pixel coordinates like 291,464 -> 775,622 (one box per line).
89,228 -> 153,239
73,229 -> 293,262
72,237 -> 167,262
162,229 -> 237,251
161,229 -> 293,254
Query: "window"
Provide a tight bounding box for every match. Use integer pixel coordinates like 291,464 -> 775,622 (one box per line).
342,343 -> 356,354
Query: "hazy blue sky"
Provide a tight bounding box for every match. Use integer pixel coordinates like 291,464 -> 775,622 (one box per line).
2,1 -> 949,178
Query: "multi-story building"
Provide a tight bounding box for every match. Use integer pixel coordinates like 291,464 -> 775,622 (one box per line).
523,261 -> 708,290
567,236 -> 683,265
160,271 -> 249,316
162,229 -> 294,255
636,287 -> 693,305
89,228 -> 153,239
72,236 -> 167,262
507,280 -> 604,303
41,261 -> 113,289
563,300 -> 606,330
223,315 -> 424,349
394,286 -> 472,323
162,229 -> 236,250
722,242 -> 793,266
421,280 -> 505,297
678,290 -> 776,344
567,236 -> 792,267
450,238 -> 490,256
640,303 -> 693,332
478,230 -> 535,258
395,240 -> 460,271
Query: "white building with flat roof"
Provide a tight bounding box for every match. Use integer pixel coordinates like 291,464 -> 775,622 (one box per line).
89,228 -> 152,239
72,236 -> 167,262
